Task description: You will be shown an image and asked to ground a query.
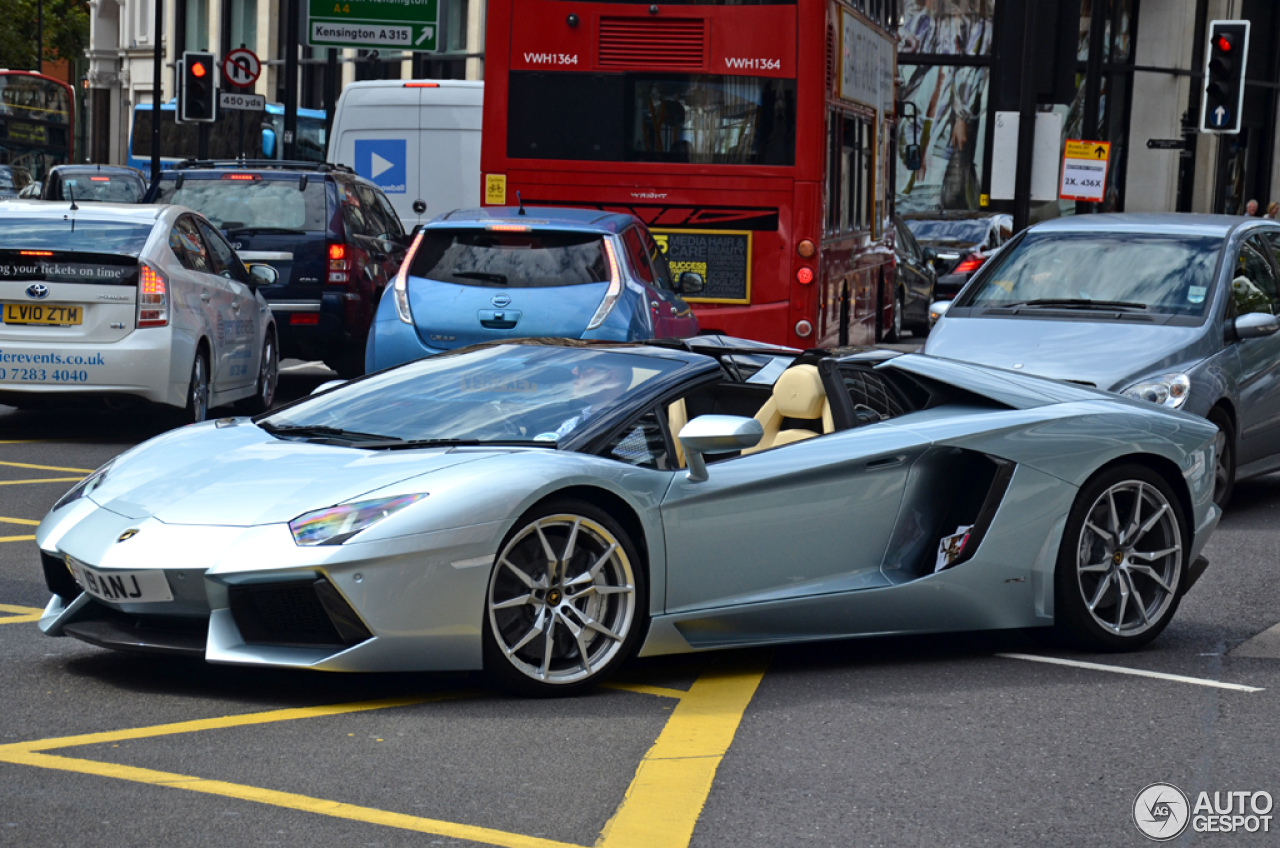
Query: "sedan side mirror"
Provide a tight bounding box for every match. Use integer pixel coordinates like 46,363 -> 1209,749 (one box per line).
677,271 -> 705,295
922,246 -> 937,262
246,263 -> 280,288
1228,311 -> 1280,342
678,414 -> 763,482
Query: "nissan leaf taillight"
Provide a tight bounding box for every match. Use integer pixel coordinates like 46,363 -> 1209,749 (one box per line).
586,239 -> 623,331
137,264 -> 168,327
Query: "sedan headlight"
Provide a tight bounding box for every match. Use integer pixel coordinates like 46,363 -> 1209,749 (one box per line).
1120,373 -> 1192,409
53,461 -> 114,511
289,494 -> 428,546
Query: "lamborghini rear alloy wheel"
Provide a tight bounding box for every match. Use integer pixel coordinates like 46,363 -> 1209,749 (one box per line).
1056,465 -> 1186,650
484,500 -> 645,693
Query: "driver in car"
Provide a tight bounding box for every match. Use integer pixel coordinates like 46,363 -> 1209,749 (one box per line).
538,361 -> 634,441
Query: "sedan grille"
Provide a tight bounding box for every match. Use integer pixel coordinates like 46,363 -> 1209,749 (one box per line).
229,577 -> 371,648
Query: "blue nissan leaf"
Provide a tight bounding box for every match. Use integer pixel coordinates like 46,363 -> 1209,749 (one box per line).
366,207 -> 703,370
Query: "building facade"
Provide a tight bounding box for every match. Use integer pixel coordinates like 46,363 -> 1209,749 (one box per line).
85,0 -> 484,165
896,0 -> 1280,220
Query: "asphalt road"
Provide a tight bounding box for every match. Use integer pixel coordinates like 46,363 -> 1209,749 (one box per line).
1,358 -> 1279,847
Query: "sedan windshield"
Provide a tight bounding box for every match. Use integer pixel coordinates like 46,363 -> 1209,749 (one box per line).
905,219 -> 989,245
56,175 -> 145,203
260,345 -> 684,443
958,233 -> 1223,316
0,220 -> 153,254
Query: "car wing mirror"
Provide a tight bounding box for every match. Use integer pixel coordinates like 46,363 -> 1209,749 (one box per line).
678,414 -> 763,482
904,143 -> 923,172
677,270 -> 704,295
1228,311 -> 1280,342
922,246 -> 937,262
246,263 -> 280,288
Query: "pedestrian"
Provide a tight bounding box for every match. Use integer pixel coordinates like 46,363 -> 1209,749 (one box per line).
1245,198 -> 1259,216
1268,202 -> 1279,219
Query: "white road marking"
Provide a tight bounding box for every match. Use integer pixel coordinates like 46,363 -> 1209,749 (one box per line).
997,653 -> 1264,692
279,361 -> 333,374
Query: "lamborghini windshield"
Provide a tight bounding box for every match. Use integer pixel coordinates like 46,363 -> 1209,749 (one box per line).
259,344 -> 685,444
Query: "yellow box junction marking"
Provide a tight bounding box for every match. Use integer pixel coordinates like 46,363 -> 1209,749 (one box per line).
0,602 -> 42,624
0,660 -> 769,847
0,460 -> 94,474
0,477 -> 83,486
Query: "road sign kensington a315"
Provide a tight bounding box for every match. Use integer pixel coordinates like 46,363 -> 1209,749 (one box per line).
308,0 -> 438,50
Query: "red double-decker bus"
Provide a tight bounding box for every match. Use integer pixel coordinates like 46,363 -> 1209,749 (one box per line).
0,70 -> 75,185
480,0 -> 899,349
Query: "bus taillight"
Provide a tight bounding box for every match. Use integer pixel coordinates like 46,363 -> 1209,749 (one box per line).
796,267 -> 814,284
797,240 -> 816,258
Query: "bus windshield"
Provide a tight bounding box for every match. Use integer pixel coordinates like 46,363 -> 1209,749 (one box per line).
507,73 -> 796,165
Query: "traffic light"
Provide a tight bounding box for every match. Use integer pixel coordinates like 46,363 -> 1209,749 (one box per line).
181,51 -> 217,123
1200,20 -> 1249,134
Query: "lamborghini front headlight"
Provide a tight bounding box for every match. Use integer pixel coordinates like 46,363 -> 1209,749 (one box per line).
289,494 -> 428,546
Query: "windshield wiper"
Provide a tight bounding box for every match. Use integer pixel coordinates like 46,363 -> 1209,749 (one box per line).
999,298 -> 1148,312
224,227 -> 308,237
258,423 -> 400,442
452,271 -> 509,285
357,438 -> 552,450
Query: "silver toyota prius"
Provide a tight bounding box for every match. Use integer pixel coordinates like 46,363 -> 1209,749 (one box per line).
926,213 -> 1280,508
0,200 -> 279,419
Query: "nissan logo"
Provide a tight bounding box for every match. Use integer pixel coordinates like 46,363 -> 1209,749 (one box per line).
491,294 -> 512,308
26,284 -> 49,300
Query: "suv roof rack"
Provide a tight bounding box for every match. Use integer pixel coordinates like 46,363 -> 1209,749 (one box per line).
171,159 -> 356,174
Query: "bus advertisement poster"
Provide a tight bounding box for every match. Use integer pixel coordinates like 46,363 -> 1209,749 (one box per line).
652,230 -> 752,304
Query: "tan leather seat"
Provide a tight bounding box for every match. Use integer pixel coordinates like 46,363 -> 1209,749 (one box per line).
668,397 -> 689,468
741,364 -> 834,455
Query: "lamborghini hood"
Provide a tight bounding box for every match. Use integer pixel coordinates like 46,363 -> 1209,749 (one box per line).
85,421 -> 498,526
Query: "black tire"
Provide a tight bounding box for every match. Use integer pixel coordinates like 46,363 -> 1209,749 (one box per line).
1054,464 -> 1187,651
884,287 -> 904,342
183,349 -> 210,424
482,499 -> 648,696
1207,407 -> 1235,510
237,330 -> 279,414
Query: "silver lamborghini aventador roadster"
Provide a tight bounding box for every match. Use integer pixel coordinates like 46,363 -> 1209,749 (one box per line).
36,338 -> 1221,693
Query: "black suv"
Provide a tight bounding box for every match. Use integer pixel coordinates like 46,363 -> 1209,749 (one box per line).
145,160 -> 409,376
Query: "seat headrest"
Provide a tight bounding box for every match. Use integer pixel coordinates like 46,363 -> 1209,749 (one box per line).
772,364 -> 826,419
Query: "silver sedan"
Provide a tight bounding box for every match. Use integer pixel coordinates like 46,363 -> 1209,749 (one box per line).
0,200 -> 278,419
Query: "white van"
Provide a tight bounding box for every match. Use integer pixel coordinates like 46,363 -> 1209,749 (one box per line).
327,80 -> 483,230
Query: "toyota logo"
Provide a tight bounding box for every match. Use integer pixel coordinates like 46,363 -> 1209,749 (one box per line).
491,294 -> 512,308
26,283 -> 49,300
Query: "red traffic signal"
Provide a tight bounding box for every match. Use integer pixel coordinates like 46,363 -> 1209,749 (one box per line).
180,50 -> 216,123
1200,21 -> 1249,134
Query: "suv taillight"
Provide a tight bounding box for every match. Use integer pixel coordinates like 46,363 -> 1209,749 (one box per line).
328,242 -> 350,284
137,263 -> 168,327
